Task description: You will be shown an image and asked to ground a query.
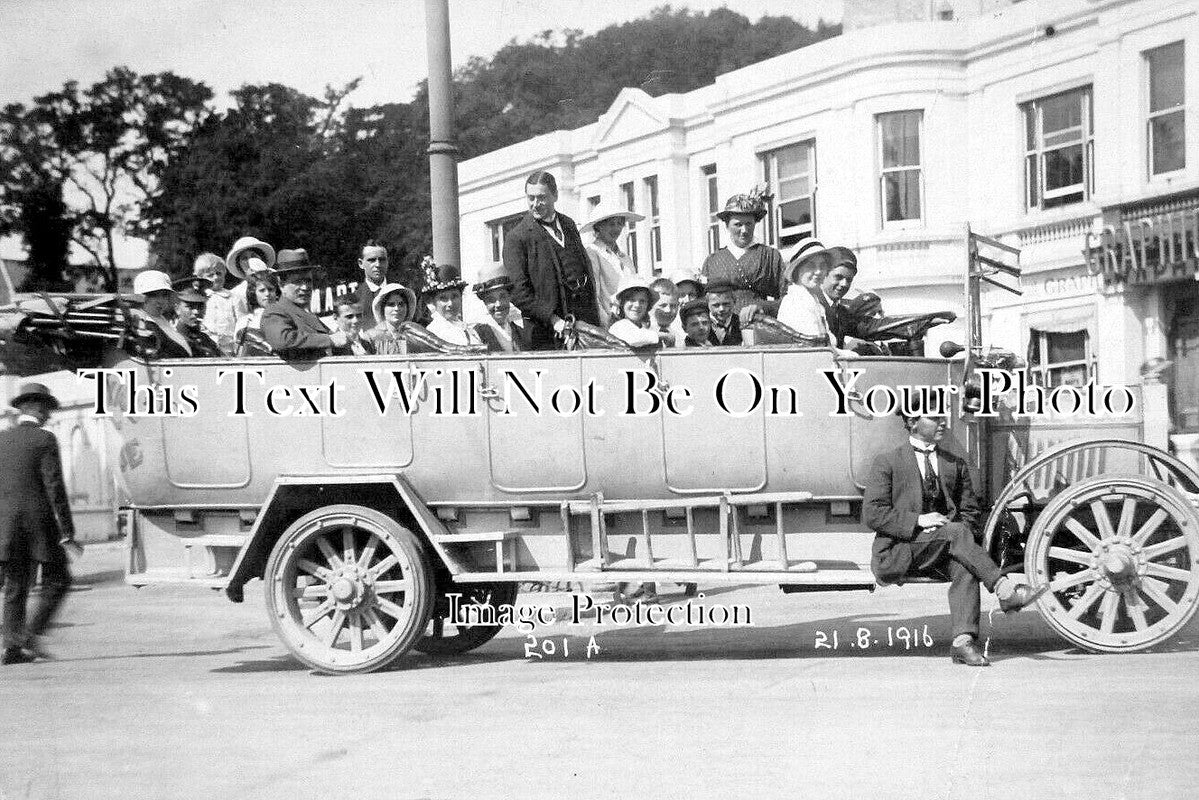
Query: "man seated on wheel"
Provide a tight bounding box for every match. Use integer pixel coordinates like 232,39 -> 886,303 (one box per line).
862,400 -> 1046,666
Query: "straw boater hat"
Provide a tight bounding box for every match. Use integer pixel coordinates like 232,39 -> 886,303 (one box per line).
715,184 -> 772,222
11,382 -> 60,411
225,236 -> 276,279
420,256 -> 468,298
785,238 -> 857,283
473,263 -> 513,297
612,274 -> 659,307
578,201 -> 645,236
132,269 -> 174,296
371,282 -> 418,324
273,248 -> 324,279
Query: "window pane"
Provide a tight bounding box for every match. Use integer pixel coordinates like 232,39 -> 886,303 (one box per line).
621,182 -> 635,211
1026,155 -> 1039,208
1049,365 -> 1089,387
776,145 -> 810,179
779,174 -> 811,197
1044,145 -> 1085,192
1025,106 -> 1037,151
1151,111 -> 1187,174
1148,42 -> 1185,113
779,198 -> 812,231
1041,90 -> 1083,134
880,112 -> 920,168
1046,331 -> 1087,363
884,171 -> 921,221
645,176 -> 659,216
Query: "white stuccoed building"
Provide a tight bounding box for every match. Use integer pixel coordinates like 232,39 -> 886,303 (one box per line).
458,0 -> 1198,460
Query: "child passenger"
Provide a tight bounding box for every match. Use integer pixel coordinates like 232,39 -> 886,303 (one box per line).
679,299 -> 714,347
650,278 -> 681,347
608,275 -> 671,348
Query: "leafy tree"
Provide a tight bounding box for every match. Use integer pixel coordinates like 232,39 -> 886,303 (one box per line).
0,67 -> 212,288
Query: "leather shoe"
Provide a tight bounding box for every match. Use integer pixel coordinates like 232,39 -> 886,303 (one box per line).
950,639 -> 991,667
23,637 -> 55,661
998,583 -> 1048,614
2,647 -> 35,665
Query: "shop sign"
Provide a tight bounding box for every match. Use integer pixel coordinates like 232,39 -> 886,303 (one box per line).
1084,203 -> 1199,286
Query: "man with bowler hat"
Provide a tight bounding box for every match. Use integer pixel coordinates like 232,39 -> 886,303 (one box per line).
503,170 -> 600,350
0,383 -> 76,664
261,248 -> 349,359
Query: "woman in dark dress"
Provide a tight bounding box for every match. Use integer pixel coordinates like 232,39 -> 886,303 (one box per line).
700,185 -> 787,319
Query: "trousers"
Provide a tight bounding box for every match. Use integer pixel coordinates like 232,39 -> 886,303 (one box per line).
907,522 -> 1002,638
1,556 -> 73,650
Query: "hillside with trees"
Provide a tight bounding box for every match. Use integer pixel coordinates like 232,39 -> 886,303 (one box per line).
0,6 -> 839,291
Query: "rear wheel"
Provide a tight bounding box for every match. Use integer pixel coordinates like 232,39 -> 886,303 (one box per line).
416,581 -> 518,656
264,504 -> 433,674
1026,474 -> 1199,653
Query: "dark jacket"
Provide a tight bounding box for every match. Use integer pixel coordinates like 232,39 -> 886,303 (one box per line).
474,320 -> 530,353
503,212 -> 600,349
354,281 -> 381,329
0,421 -> 75,563
707,315 -> 743,346
262,297 -> 335,359
862,443 -> 981,584
332,334 -> 376,357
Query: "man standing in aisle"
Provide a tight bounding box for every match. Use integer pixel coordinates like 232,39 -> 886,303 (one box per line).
0,383 -> 77,665
503,171 -> 600,350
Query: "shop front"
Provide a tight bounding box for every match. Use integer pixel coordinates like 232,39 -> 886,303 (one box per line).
1087,189 -> 1199,467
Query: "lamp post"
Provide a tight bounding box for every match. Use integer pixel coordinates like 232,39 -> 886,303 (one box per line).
424,0 -> 461,271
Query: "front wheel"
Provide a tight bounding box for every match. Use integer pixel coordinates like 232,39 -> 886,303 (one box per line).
1026,474 -> 1199,653
264,504 -> 433,674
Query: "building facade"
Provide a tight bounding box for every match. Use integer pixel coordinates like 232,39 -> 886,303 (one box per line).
458,0 -> 1198,462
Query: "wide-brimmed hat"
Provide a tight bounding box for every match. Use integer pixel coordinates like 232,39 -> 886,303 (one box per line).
11,382 -> 60,410
372,282 -> 418,323
133,269 -> 174,296
668,268 -> 706,294
420,256 -> 468,297
579,202 -> 645,235
225,236 -> 277,279
715,184 -> 772,222
473,263 -> 513,297
274,248 -> 324,279
612,274 -> 658,307
678,298 -> 711,325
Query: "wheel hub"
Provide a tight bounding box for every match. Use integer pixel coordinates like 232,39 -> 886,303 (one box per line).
327,565 -> 369,609
1098,540 -> 1139,587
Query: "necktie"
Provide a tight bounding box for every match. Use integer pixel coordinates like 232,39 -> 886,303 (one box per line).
917,447 -> 939,499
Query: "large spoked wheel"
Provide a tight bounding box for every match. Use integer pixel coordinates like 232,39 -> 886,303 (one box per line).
416,581 -> 519,656
983,439 -> 1199,570
264,504 -> 433,674
1026,474 -> 1199,653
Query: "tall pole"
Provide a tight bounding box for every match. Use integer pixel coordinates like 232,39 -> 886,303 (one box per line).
424,0 -> 461,270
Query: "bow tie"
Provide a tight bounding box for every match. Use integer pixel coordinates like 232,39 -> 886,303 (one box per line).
536,217 -> 558,227
913,446 -> 936,455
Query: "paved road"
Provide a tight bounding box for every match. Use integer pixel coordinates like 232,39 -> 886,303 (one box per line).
2,542 -> 1197,800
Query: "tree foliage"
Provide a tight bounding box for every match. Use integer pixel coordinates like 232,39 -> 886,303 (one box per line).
4,8 -> 838,289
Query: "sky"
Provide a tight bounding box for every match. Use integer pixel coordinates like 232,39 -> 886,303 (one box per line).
0,0 -> 842,263
1,0 -> 843,108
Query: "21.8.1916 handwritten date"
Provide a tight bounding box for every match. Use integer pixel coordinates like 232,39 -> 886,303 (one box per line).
813,625 -> 934,651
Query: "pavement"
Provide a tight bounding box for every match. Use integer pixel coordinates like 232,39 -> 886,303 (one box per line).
2,541 -> 1198,800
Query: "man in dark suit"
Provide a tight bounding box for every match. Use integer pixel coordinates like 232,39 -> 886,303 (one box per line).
0,383 -> 76,664
262,248 -> 349,359
862,404 -> 1045,666
503,171 -> 600,350
353,241 -> 392,329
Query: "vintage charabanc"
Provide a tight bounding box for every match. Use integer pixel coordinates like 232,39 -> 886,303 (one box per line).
2,231 -> 1197,674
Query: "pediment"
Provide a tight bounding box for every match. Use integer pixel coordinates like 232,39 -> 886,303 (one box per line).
593,88 -> 666,147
